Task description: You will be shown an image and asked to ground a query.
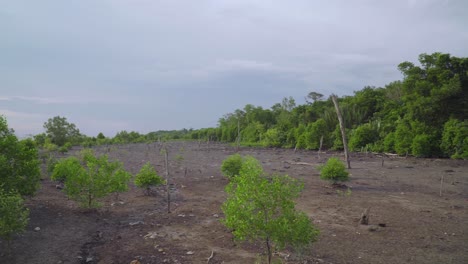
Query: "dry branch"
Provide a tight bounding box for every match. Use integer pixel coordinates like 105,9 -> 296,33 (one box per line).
206,250 -> 214,263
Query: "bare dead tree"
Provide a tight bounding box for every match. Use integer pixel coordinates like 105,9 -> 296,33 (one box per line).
163,146 -> 171,213
318,135 -> 324,158
331,94 -> 351,169
236,117 -> 240,152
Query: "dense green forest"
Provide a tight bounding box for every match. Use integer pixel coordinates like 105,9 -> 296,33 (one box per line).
32,52 -> 467,159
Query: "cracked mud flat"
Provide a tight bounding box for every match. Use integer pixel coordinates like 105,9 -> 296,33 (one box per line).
1,142 -> 467,264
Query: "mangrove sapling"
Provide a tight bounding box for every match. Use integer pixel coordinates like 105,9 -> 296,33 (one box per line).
220,154 -> 244,179
318,157 -> 349,185
52,149 -> 131,208
134,162 -> 165,195
222,156 -> 319,264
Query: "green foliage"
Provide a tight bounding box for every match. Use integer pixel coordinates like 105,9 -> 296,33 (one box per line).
349,123 -> 379,151
51,156 -> 82,182
33,133 -> 47,147
222,156 -> 319,263
318,157 -> 349,184
97,132 -> 105,140
221,154 -> 244,179
332,125 -> 345,150
53,149 -> 131,208
0,116 -> 41,196
383,132 -> 396,152
43,138 -> 58,152
441,118 -> 468,159
46,155 -> 59,177
394,120 -> 413,155
411,134 -> 432,157
59,142 -> 72,153
43,116 -> 81,146
134,162 -> 165,194
0,190 -> 29,241
262,128 -> 284,147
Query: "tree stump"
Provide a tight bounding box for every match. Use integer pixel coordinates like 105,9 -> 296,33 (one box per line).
359,208 -> 370,225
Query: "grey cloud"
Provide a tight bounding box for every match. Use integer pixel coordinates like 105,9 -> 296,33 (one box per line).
1,0 -> 467,136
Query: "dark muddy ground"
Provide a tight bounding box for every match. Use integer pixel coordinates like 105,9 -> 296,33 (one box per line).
1,142 -> 467,263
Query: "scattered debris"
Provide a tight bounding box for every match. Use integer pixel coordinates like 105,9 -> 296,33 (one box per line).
34,227 -> 41,232
129,221 -> 145,226
144,232 -> 159,239
186,251 -> 194,255
359,208 -> 370,225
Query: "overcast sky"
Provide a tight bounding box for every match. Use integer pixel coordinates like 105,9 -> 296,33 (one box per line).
1,0 -> 467,137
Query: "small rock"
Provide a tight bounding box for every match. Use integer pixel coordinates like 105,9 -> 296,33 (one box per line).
34,227 -> 41,232
177,214 -> 185,217
213,214 -> 219,218
158,248 -> 164,252
86,257 -> 93,263
186,251 -> 194,255
144,232 -> 158,239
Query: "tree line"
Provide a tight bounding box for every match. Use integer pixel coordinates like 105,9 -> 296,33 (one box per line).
31,52 -> 467,159
194,52 -> 468,159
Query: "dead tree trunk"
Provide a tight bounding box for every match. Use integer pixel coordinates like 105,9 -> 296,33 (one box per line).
331,94 -> 351,169
318,135 -> 324,158
236,118 -> 240,152
164,147 -> 171,213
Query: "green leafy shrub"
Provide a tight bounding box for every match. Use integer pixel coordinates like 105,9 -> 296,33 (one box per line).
134,162 -> 165,195
222,156 -> 319,264
51,156 -> 82,182
306,119 -> 327,150
43,138 -> 58,152
441,118 -> 468,159
52,149 -> 131,208
59,142 -> 72,153
221,154 -> 244,179
46,155 -> 59,177
0,190 -> 29,242
411,134 -> 432,157
383,132 -> 395,152
318,157 -> 349,184
262,128 -> 284,147
0,117 -> 41,196
349,123 -> 379,151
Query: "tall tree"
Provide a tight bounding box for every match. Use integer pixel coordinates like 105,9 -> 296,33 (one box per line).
43,116 -> 81,146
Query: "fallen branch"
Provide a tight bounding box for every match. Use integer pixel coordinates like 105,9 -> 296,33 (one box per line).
207,250 -> 214,263
284,161 -> 315,166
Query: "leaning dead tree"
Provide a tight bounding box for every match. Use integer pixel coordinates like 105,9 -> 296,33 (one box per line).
331,94 -> 351,169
